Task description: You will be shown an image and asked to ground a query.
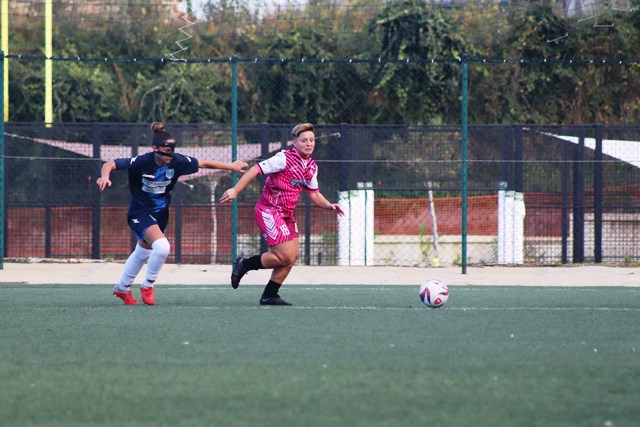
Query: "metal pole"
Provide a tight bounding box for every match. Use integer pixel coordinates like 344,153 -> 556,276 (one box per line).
259,123 -> 268,254
460,59 -> 468,274
231,57 -> 238,262
45,0 -> 53,126
561,140 -> 569,264
1,1 -> 9,122
594,125 -> 603,263
0,50 -> 4,269
573,130 -> 585,263
91,126 -> 101,259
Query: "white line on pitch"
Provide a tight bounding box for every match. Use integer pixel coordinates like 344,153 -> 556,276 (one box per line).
194,306 -> 640,311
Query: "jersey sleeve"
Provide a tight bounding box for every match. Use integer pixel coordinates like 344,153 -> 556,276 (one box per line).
178,155 -> 199,175
256,151 -> 287,175
305,164 -> 319,191
114,157 -> 138,170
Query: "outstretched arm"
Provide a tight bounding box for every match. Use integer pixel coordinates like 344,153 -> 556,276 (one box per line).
96,160 -> 116,191
308,191 -> 344,216
199,159 -> 248,173
219,166 -> 261,204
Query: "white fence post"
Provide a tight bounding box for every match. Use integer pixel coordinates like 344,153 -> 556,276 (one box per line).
338,182 -> 375,266
498,188 -> 526,264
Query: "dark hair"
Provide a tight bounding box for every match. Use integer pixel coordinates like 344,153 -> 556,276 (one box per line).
291,123 -> 314,137
151,122 -> 175,147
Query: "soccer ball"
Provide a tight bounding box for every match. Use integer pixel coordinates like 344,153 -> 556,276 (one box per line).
419,279 -> 449,308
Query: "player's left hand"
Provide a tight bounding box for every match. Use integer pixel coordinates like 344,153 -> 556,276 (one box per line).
231,160 -> 248,173
219,188 -> 237,204
329,203 -> 344,216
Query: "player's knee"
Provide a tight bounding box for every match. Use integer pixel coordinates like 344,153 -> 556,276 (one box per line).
151,237 -> 171,259
290,252 -> 299,265
278,252 -> 298,266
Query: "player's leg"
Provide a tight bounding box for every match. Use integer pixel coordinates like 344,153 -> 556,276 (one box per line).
259,238 -> 298,306
112,209 -> 170,306
113,212 -> 157,305
231,208 -> 298,295
113,242 -> 152,293
139,216 -> 171,305
265,238 -> 299,282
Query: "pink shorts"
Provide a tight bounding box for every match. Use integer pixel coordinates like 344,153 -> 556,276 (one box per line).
254,206 -> 299,247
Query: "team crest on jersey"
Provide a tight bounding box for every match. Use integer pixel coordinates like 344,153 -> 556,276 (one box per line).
165,169 -> 175,179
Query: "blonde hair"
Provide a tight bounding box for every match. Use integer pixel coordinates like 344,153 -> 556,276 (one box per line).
291,123 -> 314,137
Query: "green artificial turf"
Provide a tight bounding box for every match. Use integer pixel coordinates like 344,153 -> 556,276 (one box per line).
0,284 -> 638,427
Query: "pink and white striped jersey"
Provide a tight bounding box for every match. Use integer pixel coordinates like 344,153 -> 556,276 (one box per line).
255,147 -> 319,217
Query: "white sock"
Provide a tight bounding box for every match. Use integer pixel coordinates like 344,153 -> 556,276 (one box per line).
115,244 -> 152,292
142,238 -> 170,288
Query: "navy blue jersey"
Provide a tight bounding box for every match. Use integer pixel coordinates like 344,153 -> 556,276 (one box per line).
114,152 -> 199,214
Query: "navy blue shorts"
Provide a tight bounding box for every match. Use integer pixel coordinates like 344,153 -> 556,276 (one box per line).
127,209 -> 169,243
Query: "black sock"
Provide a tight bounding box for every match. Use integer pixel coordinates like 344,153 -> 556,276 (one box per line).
244,255 -> 263,271
262,280 -> 281,297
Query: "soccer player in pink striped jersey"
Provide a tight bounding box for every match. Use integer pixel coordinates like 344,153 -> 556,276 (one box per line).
219,123 -> 344,305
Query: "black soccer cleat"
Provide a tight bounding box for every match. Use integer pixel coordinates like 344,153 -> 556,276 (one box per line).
259,295 -> 292,306
231,256 -> 248,289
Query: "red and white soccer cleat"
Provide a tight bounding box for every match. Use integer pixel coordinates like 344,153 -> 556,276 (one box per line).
113,289 -> 140,305
140,287 -> 155,306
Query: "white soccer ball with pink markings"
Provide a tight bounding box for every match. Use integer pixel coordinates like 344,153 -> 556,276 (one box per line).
419,279 -> 449,308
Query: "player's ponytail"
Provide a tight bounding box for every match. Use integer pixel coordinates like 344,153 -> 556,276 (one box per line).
151,122 -> 176,149
151,122 -> 166,134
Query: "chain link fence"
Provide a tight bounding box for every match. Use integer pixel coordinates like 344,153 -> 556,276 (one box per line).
5,122 -> 640,266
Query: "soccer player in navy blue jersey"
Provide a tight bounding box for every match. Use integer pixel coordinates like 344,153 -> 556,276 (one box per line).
97,122 -> 247,305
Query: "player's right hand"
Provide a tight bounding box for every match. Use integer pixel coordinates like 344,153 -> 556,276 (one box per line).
219,188 -> 237,204
97,177 -> 111,191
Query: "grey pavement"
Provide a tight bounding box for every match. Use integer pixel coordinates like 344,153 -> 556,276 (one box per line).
1,260 -> 638,287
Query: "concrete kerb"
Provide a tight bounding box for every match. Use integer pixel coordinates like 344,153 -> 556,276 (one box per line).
0,260 -> 639,287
